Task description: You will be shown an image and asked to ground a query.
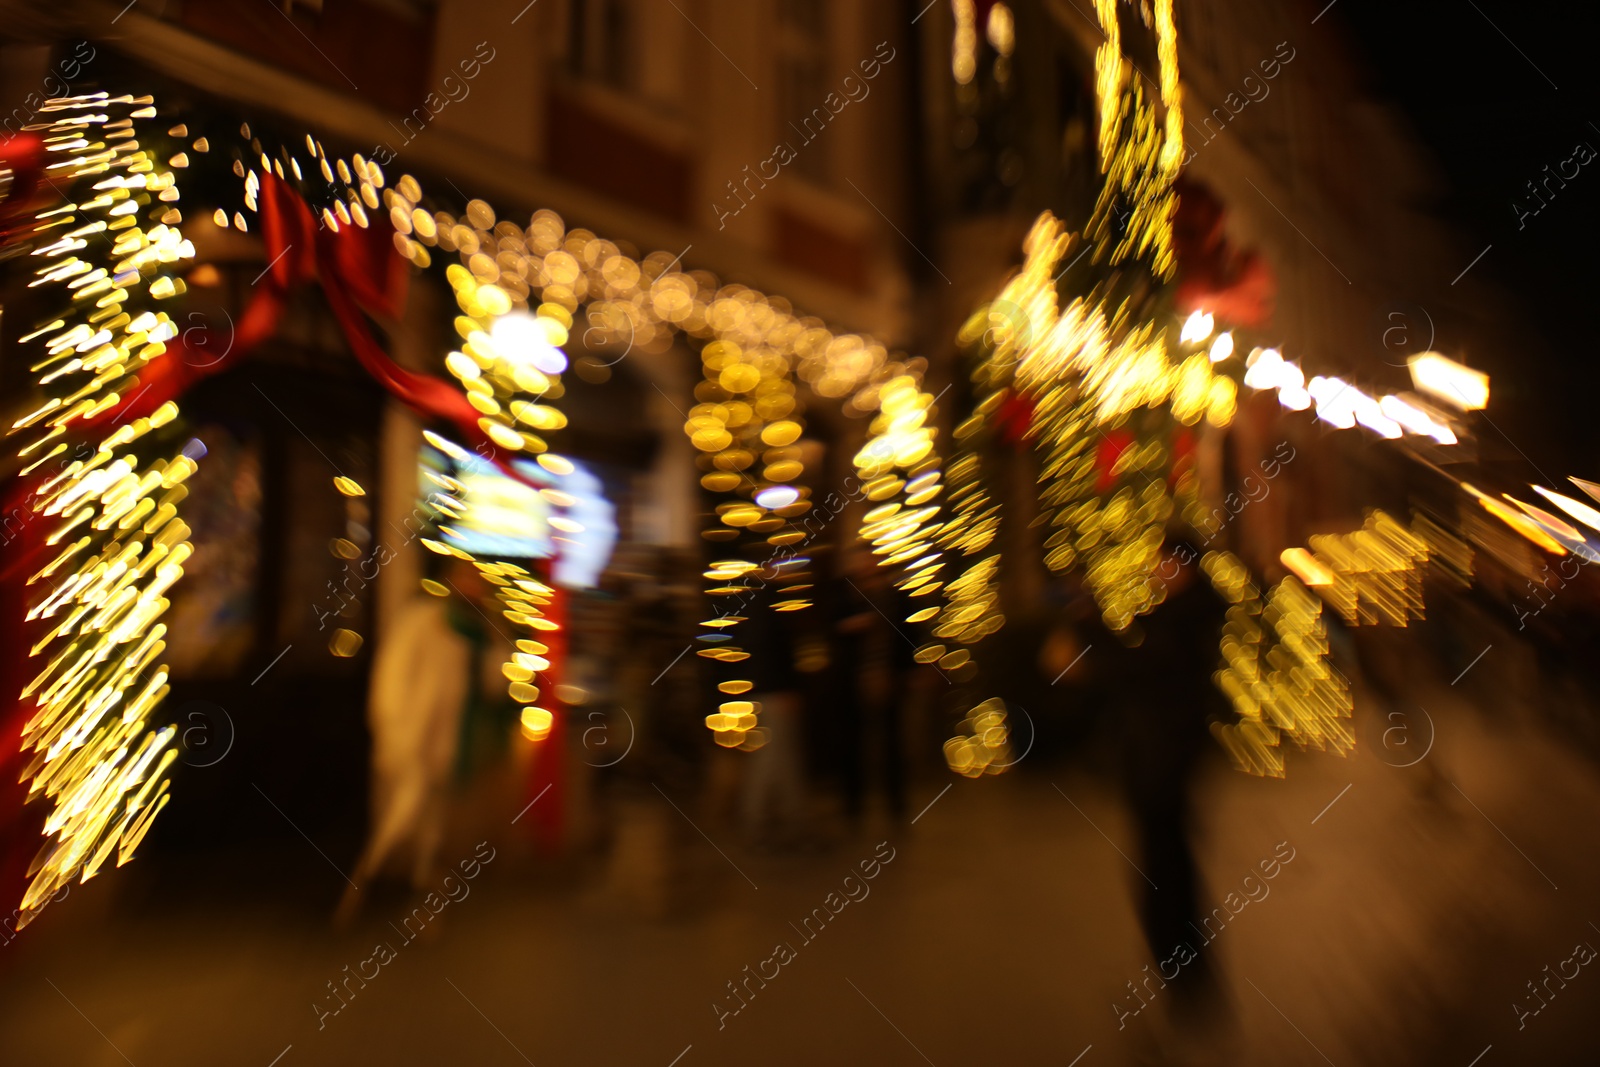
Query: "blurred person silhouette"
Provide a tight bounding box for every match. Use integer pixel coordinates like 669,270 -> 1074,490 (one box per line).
834,549 -> 913,826
613,549 -> 685,777
740,573 -> 807,846
1107,537 -> 1229,1028
338,556 -> 512,923
582,548 -> 702,918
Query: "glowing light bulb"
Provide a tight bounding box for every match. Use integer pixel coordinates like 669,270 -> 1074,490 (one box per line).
1208,332 -> 1234,362
520,706 -> 554,741
1278,386 -> 1311,411
1180,310 -> 1214,344
1408,351 -> 1488,411
1353,394 -> 1402,438
1243,348 -> 1282,389
1309,377 -> 1356,429
755,485 -> 799,509
491,311 -> 567,375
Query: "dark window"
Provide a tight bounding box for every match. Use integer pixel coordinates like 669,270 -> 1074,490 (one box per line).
777,0 -> 832,182
570,0 -> 637,92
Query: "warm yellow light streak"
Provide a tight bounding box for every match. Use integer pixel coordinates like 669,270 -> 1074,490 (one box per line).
1532,484 -> 1600,536
7,93 -> 189,925
1205,554 -> 1351,778
1464,484 -> 1567,556
1408,351 -> 1489,411
1088,0 -> 1183,277
1280,547 -> 1334,587
1505,495 -> 1584,543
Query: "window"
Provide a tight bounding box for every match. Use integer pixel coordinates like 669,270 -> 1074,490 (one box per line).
570,0 -> 637,92
777,0 -> 832,182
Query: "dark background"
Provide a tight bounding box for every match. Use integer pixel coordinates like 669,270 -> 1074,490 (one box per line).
1342,0 -> 1600,471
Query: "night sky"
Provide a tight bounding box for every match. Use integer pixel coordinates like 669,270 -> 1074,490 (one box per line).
1339,0 -> 1600,469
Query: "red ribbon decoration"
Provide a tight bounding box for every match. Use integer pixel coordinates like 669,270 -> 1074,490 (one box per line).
0,135 -> 62,931
995,387 -> 1036,447
0,134 -> 48,249
88,174 -> 495,459
310,217 -> 486,441
1173,178 -> 1275,329
1,158 -> 574,918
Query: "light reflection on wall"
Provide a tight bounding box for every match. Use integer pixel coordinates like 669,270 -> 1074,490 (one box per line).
420,441 -> 617,591
162,428 -> 260,678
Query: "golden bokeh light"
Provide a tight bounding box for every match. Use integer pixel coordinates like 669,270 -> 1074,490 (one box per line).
8,93 -> 196,926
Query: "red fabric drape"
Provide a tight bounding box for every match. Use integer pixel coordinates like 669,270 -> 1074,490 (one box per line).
0,134 -> 48,247
0,485 -> 48,935
995,388 -> 1035,446
310,220 -> 484,440
0,134 -> 63,931
2,166 -> 570,909
1174,178 -> 1275,329
87,174 -> 485,452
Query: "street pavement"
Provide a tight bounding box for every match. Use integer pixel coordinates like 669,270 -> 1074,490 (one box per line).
1,636 -> 1598,1066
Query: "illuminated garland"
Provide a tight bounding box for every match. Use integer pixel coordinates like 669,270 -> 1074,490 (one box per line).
212,134 -> 575,747
416,432 -> 562,744
930,0 -> 1190,774
12,17 -> 1600,935
7,93 -> 197,924
1206,552 -> 1351,779
689,305 -> 813,751
1281,510 -> 1428,627
938,0 -> 1359,779
223,136 -> 958,753
1089,0 -> 1183,279
1209,508 -> 1434,777
927,0 -> 1587,780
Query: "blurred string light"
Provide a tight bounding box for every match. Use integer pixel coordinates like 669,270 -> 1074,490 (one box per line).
1215,481 -> 1599,776
932,0 -> 1531,782
237,144 -> 946,755
944,696 -> 1011,777
947,212 -> 1228,657
930,0 -> 1185,775
689,326 -> 812,753
1205,551 -> 1351,779
391,176 -> 575,740
951,0 -> 978,85
860,375 -> 947,667
1090,0 -> 1183,278
6,93 -> 199,925
1408,350 -> 1488,411
1221,507 -> 1503,778
413,430 -> 563,740
1241,347 -> 1457,444
1292,510 -> 1429,627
